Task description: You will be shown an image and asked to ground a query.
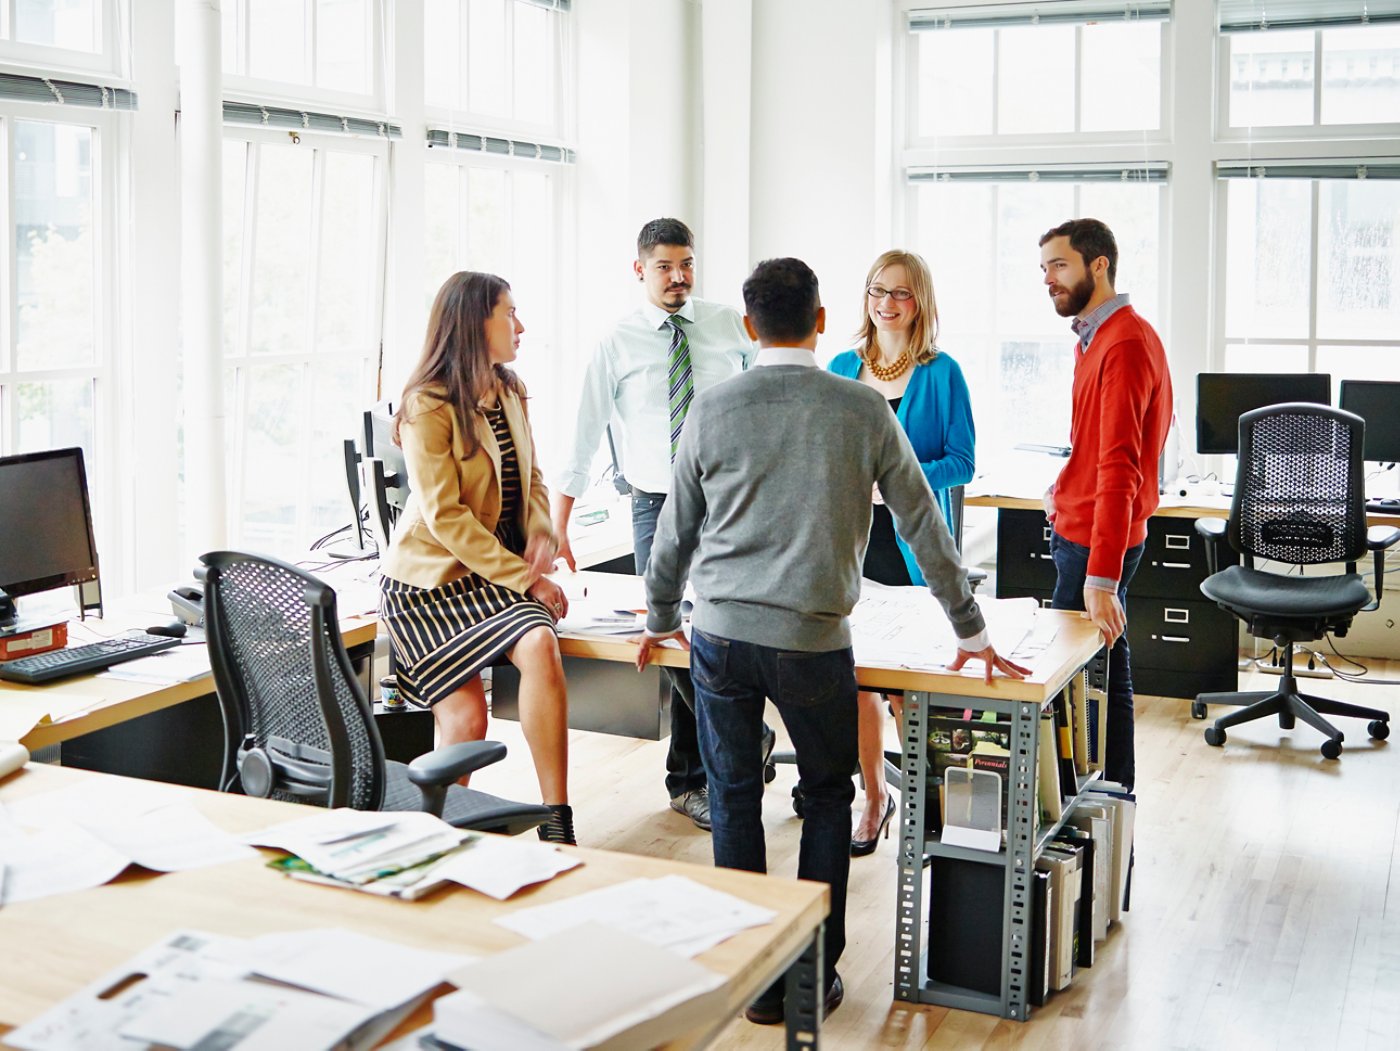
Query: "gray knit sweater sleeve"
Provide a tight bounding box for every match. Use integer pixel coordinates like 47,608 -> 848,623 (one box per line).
876,414 -> 986,642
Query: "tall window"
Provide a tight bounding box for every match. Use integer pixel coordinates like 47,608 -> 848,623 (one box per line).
1216,1 -> 1400,394
221,131 -> 387,553
903,2 -> 1170,467
422,0 -> 573,465
222,0 -> 385,107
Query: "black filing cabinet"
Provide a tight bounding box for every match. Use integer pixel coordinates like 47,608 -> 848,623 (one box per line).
995,509 -> 1239,699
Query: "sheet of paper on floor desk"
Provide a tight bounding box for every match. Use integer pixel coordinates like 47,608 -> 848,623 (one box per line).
243,808 -> 468,882
850,586 -> 1038,671
429,836 -> 582,900
6,774 -> 187,827
77,802 -> 256,872
98,644 -> 212,685
246,929 -> 474,1012
440,922 -> 726,1051
496,874 -> 776,957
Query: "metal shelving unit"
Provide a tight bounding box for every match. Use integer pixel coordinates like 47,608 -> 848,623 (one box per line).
894,650 -> 1108,1020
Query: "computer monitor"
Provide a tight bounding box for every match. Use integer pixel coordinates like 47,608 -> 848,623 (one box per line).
1195,372 -> 1332,455
362,401 -> 410,549
0,447 -> 100,631
1340,380 -> 1400,463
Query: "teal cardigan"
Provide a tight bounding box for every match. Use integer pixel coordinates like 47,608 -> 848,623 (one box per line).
828,349 -> 976,586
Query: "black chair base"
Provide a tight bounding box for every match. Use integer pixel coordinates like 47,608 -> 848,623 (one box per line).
1197,653 -> 1389,759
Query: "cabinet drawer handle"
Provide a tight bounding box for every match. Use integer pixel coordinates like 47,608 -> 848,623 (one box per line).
1040,599 -> 1054,609
1036,553 -> 1053,560
1165,535 -> 1191,550
1164,608 -> 1189,623
1160,561 -> 1191,570
1043,527 -> 1052,542
1156,635 -> 1190,644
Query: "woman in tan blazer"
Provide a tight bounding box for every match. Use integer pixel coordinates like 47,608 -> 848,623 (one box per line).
379,271 -> 574,844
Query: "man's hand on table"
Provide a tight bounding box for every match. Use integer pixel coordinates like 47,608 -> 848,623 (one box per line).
633,630 -> 689,671
946,645 -> 1033,685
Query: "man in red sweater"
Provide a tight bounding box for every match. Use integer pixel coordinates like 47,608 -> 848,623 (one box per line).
1038,218 -> 1172,791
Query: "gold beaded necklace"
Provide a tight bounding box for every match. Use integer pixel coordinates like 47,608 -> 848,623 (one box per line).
866,348 -> 911,382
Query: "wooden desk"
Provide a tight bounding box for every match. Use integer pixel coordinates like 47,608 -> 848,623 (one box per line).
0,763 -> 828,1050
6,617 -> 377,753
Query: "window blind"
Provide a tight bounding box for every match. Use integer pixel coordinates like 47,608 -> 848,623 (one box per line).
1218,160 -> 1400,179
223,102 -> 401,139
1218,0 -> 1400,32
426,128 -> 575,163
0,71 -> 136,110
908,162 -> 1169,182
909,1 -> 1170,31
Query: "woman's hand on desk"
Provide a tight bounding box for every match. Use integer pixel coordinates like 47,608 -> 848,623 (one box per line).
946,646 -> 1032,685
528,578 -> 569,622
633,630 -> 689,671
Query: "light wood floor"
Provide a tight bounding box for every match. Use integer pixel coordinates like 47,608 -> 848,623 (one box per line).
468,661 -> 1400,1051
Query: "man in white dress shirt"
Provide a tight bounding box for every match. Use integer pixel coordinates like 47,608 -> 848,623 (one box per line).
553,218 -> 769,830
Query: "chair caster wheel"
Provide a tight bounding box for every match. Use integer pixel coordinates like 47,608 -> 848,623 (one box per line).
791,785 -> 805,818
763,761 -> 777,784
1321,738 -> 1343,760
1368,720 -> 1389,741
1204,726 -> 1226,747
1191,701 -> 1207,720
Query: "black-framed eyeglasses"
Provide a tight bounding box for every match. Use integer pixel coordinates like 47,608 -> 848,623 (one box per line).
866,285 -> 914,301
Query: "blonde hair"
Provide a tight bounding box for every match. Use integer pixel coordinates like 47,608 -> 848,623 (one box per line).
854,249 -> 940,369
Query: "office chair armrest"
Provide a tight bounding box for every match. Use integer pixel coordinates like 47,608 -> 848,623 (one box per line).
1195,517 -> 1226,576
406,741 -> 508,788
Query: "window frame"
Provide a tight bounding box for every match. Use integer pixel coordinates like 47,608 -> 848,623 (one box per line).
220,124 -> 389,553
0,96 -> 118,577
221,0 -> 390,119
0,0 -> 127,77
1214,23 -> 1400,141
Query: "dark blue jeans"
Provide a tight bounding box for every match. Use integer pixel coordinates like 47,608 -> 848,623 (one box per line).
631,489 -> 705,798
691,629 -> 857,994
1050,532 -> 1145,792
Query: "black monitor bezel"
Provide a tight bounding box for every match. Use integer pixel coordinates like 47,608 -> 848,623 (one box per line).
0,446 -> 100,599
1339,379 -> 1400,463
1195,372 -> 1332,455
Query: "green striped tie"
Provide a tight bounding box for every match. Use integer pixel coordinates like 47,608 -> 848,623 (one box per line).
666,316 -> 694,460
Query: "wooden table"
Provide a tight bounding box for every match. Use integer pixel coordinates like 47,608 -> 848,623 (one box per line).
0,763 -> 829,1050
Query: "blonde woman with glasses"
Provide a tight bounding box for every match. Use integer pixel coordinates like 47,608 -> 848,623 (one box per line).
827,249 -> 976,856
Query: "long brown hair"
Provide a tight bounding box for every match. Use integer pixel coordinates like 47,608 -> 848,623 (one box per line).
853,249 -> 940,369
394,271 -> 526,455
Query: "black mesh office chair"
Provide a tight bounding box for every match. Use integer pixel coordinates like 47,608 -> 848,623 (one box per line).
1193,404 -> 1399,759
200,551 -> 550,834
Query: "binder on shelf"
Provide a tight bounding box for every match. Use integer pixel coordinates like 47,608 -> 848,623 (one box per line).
1029,867 -> 1053,1007
1037,848 -> 1078,991
1052,829 -> 1094,970
1038,710 -> 1062,824
1051,691 -> 1078,798
1068,805 -> 1114,941
1086,789 -> 1137,919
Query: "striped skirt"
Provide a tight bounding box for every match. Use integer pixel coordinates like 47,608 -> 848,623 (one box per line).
379,572 -> 555,707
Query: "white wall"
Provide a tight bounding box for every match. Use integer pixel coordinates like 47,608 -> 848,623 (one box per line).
748,0 -> 895,359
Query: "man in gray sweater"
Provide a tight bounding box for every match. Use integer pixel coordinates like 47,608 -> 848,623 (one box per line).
636,257 -> 1028,1024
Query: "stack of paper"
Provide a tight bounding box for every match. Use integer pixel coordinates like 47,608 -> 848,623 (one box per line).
556,600 -> 643,637
246,809 -> 582,900
6,928 -> 472,1051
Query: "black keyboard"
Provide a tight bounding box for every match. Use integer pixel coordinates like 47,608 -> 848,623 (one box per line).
0,633 -> 181,685
1367,498 -> 1400,514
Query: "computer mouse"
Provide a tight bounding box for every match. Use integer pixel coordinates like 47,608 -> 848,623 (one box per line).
145,619 -> 188,639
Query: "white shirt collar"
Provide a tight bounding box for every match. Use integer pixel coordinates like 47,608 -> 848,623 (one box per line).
754,346 -> 817,368
641,296 -> 698,331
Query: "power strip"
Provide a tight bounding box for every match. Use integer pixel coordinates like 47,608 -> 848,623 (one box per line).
1256,657 -> 1334,680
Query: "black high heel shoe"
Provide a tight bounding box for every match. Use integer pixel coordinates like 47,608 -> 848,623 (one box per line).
850,794 -> 895,857
537,804 -> 576,846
